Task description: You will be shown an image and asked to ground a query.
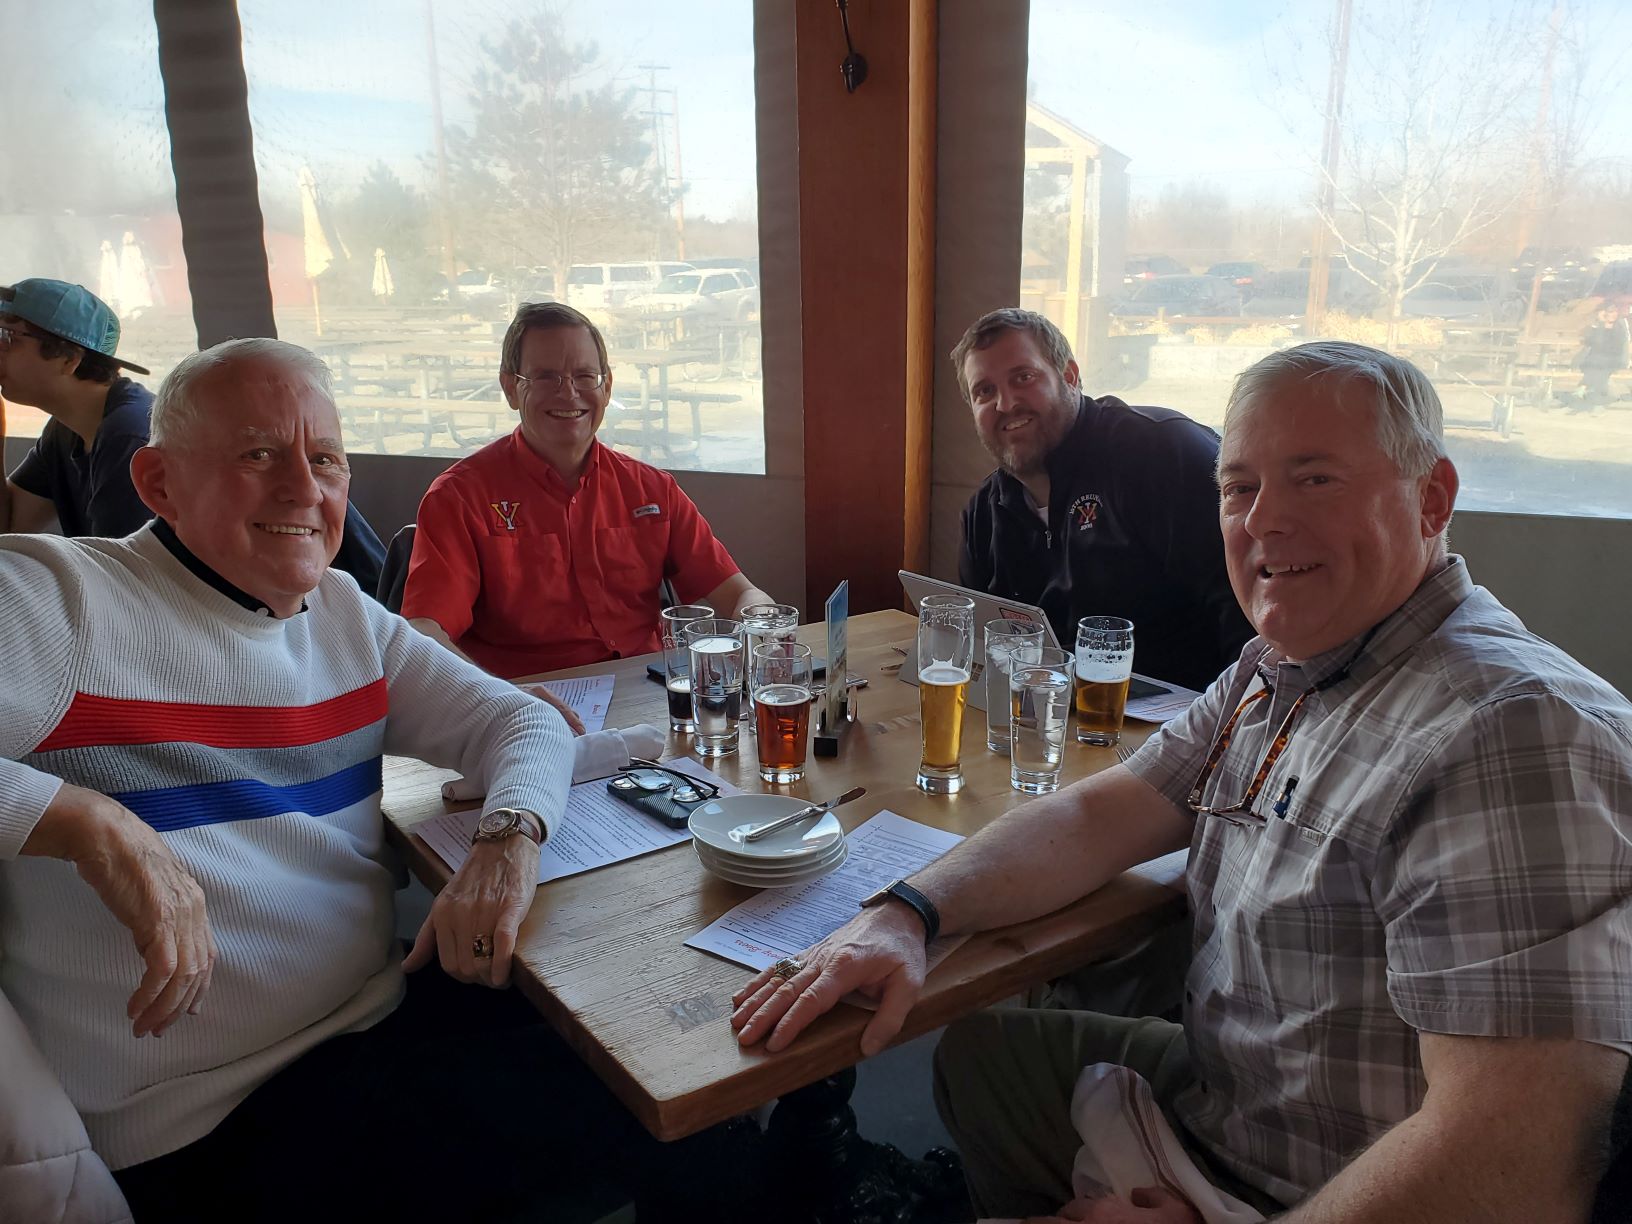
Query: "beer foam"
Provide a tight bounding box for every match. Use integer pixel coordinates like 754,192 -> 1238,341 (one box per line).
920,663 -> 972,685
691,636 -> 741,655
1074,652 -> 1133,683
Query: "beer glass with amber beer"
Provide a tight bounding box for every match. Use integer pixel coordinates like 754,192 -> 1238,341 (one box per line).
1074,616 -> 1135,746
916,594 -> 976,794
751,642 -> 813,783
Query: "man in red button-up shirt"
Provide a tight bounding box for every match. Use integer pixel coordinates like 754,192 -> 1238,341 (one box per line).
402,302 -> 772,680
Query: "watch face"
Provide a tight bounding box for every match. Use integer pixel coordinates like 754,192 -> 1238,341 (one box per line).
477,810 -> 516,838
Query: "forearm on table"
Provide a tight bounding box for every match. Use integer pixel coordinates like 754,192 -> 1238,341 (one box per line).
910,766 -> 1193,939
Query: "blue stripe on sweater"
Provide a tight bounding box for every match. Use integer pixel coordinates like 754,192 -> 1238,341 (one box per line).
110,758 -> 384,833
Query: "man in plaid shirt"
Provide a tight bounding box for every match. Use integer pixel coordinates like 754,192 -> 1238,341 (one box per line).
733,341 -> 1632,1221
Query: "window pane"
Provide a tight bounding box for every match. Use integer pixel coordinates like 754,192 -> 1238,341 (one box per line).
238,0 -> 763,474
1026,0 -> 1632,518
0,4 -> 191,441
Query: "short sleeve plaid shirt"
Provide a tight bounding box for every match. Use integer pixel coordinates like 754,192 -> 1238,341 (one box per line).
1126,556 -> 1632,1206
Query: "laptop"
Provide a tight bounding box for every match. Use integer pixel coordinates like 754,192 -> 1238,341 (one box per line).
897,571 -> 1057,712
896,570 -> 1194,717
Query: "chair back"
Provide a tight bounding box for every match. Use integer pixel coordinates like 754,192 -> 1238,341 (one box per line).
1591,1060 -> 1632,1223
377,524 -> 416,614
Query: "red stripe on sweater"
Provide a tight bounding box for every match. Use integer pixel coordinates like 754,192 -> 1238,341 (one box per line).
35,679 -> 388,752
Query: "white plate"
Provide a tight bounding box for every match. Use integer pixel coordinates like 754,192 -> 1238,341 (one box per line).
696,838 -> 850,888
695,835 -> 847,878
687,794 -> 845,861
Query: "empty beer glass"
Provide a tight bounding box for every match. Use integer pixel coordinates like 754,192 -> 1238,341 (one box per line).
684,618 -> 745,757
660,604 -> 715,732
1074,616 -> 1135,746
984,619 -> 1047,754
916,594 -> 976,794
1011,647 -> 1072,793
751,642 -> 813,783
739,603 -> 799,730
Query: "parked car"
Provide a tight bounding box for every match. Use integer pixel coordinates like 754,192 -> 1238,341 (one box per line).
684,256 -> 760,283
1109,275 -> 1242,325
1400,271 -> 1525,325
1590,261 -> 1632,312
566,261 -> 693,311
625,268 -> 760,320
452,269 -> 507,305
1205,261 -> 1271,297
1122,254 -> 1187,287
1241,268 -> 1378,320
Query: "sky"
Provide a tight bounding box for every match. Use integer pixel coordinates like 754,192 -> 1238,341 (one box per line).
5,0 -> 1629,229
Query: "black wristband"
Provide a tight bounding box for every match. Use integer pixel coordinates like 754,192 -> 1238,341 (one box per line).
885,881 -> 940,946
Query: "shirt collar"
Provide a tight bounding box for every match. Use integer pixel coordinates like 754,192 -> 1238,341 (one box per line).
511,428 -> 603,496
1263,555 -> 1472,696
151,518 -> 304,617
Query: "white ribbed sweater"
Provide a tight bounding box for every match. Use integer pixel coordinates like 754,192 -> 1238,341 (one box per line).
0,527 -> 573,1170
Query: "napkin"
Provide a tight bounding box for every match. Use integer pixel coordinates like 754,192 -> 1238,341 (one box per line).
439,724 -> 667,801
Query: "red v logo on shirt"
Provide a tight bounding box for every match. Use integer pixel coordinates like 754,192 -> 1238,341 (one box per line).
490,500 -> 522,531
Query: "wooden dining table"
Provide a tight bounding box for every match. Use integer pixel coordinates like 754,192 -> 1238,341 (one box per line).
381,608 -> 1186,1144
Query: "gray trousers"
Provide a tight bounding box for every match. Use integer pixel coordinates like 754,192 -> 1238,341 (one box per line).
932,1007 -> 1283,1219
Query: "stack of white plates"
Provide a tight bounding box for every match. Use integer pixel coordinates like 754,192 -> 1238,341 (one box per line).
688,795 -> 849,888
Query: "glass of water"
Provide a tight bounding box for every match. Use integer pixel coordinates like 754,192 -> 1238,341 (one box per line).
984,619 -> 1046,754
1074,616 -> 1136,746
739,603 -> 799,728
684,618 -> 745,757
1011,646 -> 1072,793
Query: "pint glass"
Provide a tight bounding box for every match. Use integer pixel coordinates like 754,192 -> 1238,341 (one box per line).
660,604 -> 715,732
916,594 -> 975,794
684,619 -> 745,757
739,603 -> 799,730
1074,616 -> 1135,746
1011,647 -> 1072,793
751,642 -> 813,783
984,619 -> 1046,754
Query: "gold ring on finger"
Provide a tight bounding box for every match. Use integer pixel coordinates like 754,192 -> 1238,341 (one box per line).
473,934 -> 493,959
771,956 -> 805,981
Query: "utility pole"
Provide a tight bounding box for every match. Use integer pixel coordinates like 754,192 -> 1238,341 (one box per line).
1518,0 -> 1566,337
637,64 -> 685,259
1305,0 -> 1353,334
426,0 -> 457,281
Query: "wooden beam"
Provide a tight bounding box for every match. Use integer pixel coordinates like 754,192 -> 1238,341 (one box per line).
797,0 -> 935,614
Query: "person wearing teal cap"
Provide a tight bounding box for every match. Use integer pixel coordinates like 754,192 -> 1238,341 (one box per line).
0,277 -> 385,592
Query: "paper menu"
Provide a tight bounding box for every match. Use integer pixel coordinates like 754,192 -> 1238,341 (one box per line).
684,810 -> 966,975
532,673 -> 616,733
416,759 -> 737,885
1125,675 -> 1203,725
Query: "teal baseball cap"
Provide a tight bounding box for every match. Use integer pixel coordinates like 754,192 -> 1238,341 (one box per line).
0,278 -> 151,375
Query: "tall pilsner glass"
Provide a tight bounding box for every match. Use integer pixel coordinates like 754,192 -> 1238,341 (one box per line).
684,619 -> 744,757
916,594 -> 976,794
660,604 -> 715,732
1074,616 -> 1135,746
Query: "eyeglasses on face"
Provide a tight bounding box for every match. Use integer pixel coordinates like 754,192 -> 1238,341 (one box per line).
512,370 -> 606,396
0,324 -> 48,348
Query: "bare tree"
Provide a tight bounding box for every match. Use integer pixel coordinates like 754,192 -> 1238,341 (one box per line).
1292,1 -> 1541,342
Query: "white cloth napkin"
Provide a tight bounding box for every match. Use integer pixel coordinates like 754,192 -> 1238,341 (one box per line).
980,1063 -> 1265,1224
438,724 -> 667,801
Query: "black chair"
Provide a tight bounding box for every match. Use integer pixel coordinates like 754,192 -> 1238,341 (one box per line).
377,524 -> 415,614
1592,1061 -> 1632,1224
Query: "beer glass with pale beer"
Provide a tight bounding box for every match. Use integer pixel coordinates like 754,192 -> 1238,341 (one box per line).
751,642 -> 813,783
1011,647 -> 1072,793
916,594 -> 975,794
984,619 -> 1046,753
660,604 -> 714,732
739,603 -> 799,731
1074,616 -> 1135,746
684,618 -> 745,757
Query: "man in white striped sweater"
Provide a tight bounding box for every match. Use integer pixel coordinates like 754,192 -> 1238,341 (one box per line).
0,338 -> 653,1222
